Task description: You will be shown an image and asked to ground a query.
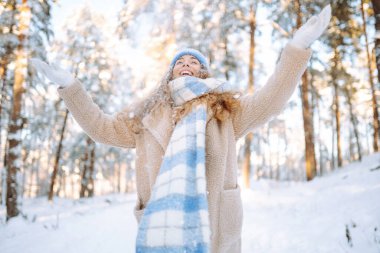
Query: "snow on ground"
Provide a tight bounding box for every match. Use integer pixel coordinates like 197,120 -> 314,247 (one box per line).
1,154 -> 380,253
0,194 -> 138,253
242,153 -> 380,253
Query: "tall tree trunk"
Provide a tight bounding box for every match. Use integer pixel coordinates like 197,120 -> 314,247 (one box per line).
300,71 -> 317,179
80,137 -> 95,198
310,71 -> 322,176
80,146 -> 89,198
28,157 -> 36,197
48,66 -> 79,200
87,138 -> 95,197
6,0 -> 30,221
373,0 -> 380,86
0,0 -> 17,207
116,160 -> 121,193
223,36 -> 230,81
242,3 -> 257,188
35,151 -> 41,196
1,164 -> 6,206
331,115 -> 336,170
0,134 -> 10,206
48,109 -> 69,201
332,49 -> 343,167
295,0 -> 317,180
362,0 -> 380,152
266,125 -> 272,179
344,84 -> 362,161
275,134 -> 281,180
0,63 -> 10,167
316,99 -> 322,175
333,85 -> 343,167
0,0 -> 16,122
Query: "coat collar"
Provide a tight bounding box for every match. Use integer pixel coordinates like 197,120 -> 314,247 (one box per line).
141,101 -> 215,153
141,104 -> 174,152
140,80 -> 222,152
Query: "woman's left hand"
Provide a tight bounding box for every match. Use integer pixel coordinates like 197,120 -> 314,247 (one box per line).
290,4 -> 331,49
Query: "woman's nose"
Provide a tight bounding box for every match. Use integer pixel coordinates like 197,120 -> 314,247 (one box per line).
182,62 -> 190,67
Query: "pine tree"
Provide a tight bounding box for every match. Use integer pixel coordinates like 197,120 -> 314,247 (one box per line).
264,0 -> 325,180
232,0 -> 259,188
1,0 -> 53,220
295,0 -> 318,180
0,0 -> 18,207
361,0 -> 380,152
49,5 -> 122,199
325,0 -> 362,168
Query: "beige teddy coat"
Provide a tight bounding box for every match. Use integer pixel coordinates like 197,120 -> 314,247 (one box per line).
57,44 -> 311,253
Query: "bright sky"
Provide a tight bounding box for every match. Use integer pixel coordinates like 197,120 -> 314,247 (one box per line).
51,0 -> 123,39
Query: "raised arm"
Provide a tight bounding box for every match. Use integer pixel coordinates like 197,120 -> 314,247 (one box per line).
31,59 -> 136,148
233,5 -> 331,139
57,80 -> 136,148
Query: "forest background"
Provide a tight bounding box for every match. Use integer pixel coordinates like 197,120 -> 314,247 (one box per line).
0,0 -> 379,222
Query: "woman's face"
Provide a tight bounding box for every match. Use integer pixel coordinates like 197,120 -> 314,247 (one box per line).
172,55 -> 202,79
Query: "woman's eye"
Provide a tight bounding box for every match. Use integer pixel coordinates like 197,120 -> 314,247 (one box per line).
176,61 -> 183,65
192,61 -> 198,64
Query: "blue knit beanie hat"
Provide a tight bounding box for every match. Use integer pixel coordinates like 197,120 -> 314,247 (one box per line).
170,48 -> 209,70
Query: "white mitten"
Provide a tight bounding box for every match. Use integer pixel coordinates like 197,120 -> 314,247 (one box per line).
290,4 -> 331,49
30,58 -> 75,87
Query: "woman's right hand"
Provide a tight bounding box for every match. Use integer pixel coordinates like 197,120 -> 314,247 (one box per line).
290,4 -> 331,49
30,58 -> 75,87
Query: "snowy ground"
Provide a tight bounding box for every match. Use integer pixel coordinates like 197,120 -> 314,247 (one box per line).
1,154 -> 380,253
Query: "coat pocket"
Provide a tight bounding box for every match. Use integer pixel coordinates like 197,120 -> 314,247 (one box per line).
218,186 -> 243,247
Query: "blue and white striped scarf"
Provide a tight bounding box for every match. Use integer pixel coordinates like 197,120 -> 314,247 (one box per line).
136,76 -> 232,253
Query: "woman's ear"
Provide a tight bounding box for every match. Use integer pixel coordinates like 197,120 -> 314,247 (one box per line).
199,65 -> 210,79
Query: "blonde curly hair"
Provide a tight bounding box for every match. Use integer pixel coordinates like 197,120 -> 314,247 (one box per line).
124,64 -> 241,133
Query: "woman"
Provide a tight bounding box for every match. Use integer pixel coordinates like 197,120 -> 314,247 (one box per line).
32,5 -> 331,253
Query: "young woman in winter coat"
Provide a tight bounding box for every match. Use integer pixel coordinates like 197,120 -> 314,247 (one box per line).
32,5 -> 331,253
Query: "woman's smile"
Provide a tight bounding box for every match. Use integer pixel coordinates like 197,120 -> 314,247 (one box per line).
172,54 -> 201,79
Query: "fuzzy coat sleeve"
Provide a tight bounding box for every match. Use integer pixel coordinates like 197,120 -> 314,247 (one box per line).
233,44 -> 312,139
57,80 -> 136,148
